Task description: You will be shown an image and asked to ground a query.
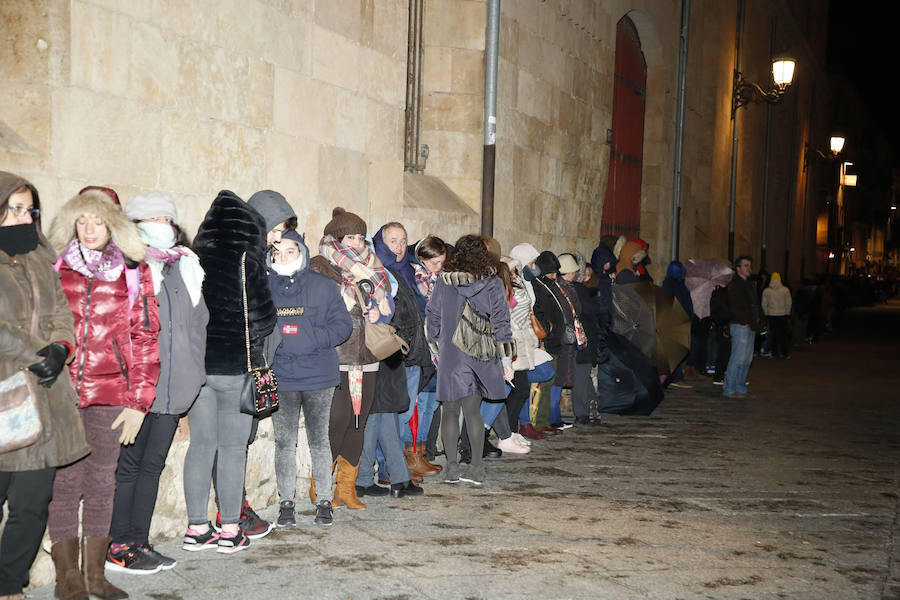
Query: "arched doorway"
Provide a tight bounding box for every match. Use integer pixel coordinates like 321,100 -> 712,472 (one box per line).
601,15 -> 647,237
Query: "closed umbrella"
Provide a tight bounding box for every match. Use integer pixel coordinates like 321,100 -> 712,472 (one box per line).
625,282 -> 691,375
685,258 -> 733,319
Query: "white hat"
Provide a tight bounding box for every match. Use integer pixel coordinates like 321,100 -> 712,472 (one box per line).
124,192 -> 178,224
558,253 -> 579,275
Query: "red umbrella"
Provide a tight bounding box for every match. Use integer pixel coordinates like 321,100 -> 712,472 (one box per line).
409,403 -> 419,452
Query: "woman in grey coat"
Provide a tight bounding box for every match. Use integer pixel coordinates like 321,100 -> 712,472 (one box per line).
105,193 -> 209,574
425,235 -> 514,486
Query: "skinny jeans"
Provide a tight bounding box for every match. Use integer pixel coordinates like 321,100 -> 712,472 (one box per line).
272,388 -> 335,503
183,374 -> 251,526
110,412 -> 180,545
358,412 -> 410,486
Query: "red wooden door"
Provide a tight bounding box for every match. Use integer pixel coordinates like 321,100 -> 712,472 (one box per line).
601,16 -> 647,237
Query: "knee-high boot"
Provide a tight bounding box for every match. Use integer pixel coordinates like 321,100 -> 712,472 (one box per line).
82,537 -> 127,600
50,538 -> 88,600
332,455 -> 366,509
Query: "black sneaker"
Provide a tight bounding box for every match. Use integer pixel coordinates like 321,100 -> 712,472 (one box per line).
314,500 -> 333,527
139,544 -> 176,570
217,529 -> 250,555
106,543 -> 163,575
183,524 -> 220,551
276,500 -> 296,528
356,484 -> 389,497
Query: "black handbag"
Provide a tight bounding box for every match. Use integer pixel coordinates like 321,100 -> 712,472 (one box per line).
239,252 -> 278,416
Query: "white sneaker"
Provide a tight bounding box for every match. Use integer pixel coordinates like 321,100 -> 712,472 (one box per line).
511,432 -> 532,446
497,436 -> 530,454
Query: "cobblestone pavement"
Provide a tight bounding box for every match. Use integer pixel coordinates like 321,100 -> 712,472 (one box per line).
28,301 -> 900,599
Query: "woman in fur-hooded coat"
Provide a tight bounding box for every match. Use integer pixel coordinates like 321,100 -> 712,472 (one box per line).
425,235 -> 514,485
46,188 -> 160,599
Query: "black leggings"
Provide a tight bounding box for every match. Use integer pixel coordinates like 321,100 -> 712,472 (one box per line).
506,370 -> 529,431
329,370 -> 376,466
110,413 -> 180,545
441,394 -> 484,479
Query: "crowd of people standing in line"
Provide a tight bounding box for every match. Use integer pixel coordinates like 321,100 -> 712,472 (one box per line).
3,169 -> 889,600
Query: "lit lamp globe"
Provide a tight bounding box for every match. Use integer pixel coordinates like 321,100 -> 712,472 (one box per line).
830,135 -> 845,156
771,57 -> 796,89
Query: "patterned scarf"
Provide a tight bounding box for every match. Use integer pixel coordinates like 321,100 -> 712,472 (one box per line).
62,239 -> 125,282
318,235 -> 392,316
413,263 -> 438,300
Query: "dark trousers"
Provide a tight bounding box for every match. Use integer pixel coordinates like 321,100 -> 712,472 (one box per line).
440,394 -> 484,481
109,413 -> 179,545
0,467 -> 55,595
506,370 -> 530,431
768,315 -> 791,356
329,370 -> 376,466
714,327 -> 731,381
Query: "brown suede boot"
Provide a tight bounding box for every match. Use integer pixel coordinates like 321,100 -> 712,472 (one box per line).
416,444 -> 442,474
332,455 -> 366,509
309,477 -> 317,503
50,538 -> 88,600
82,537 -> 127,600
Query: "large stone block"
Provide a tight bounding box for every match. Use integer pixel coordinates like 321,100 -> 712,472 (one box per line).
368,157 -> 404,215
423,45 -> 453,93
311,25 -> 359,91
364,99 -> 403,161
318,145 -> 368,215
262,3 -> 311,73
370,0 -> 407,59
315,0 -> 362,40
451,48 -> 484,95
128,20 -> 179,108
0,83 -> 51,158
265,132 -> 319,208
160,110 -> 265,195
52,88 -> 161,187
423,92 -> 482,132
359,46 -> 406,107
423,0 -> 485,51
70,1 -> 131,97
0,0 -> 69,85
153,0 -> 218,46
420,130 -> 481,180
516,70 -> 552,123
273,68 -> 336,142
333,88 -> 369,153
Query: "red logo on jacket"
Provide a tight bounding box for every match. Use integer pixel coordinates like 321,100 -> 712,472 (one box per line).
282,324 -> 298,335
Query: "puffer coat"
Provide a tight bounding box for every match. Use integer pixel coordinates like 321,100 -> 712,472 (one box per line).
58,261 -> 161,412
0,243 -> 90,471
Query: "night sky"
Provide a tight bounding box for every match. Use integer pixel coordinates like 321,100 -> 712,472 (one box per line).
827,1 -> 900,167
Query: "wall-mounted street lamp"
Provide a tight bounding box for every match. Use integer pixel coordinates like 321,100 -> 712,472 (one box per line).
830,135 -> 845,156
731,56 -> 796,119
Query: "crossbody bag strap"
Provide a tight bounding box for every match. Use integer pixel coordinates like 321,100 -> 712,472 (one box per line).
536,278 -> 567,319
241,252 -> 253,372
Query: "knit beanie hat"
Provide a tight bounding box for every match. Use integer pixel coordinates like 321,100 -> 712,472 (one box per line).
323,207 -> 366,240
247,190 -> 296,232
124,191 -> 178,224
770,272 -> 781,283
535,250 -> 560,275
557,253 -> 579,275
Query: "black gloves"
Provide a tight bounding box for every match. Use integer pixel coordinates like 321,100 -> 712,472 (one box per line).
28,342 -> 70,388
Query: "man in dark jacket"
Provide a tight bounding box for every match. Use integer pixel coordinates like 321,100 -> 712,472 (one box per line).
723,255 -> 762,397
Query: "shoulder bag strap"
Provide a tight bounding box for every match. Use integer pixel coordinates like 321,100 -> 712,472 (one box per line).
535,277 -> 567,318
241,252 -> 253,372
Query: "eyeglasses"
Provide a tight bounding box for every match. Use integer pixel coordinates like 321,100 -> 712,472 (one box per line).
7,206 -> 40,218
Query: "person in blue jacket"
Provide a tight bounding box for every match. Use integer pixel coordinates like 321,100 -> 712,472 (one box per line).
268,229 -> 352,528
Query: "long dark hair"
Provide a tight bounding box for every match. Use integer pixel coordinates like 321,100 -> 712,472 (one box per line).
444,234 -> 500,278
1,184 -> 41,228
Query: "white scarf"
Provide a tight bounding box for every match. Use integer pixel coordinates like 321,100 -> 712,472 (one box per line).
271,256 -> 305,277
137,222 -> 204,307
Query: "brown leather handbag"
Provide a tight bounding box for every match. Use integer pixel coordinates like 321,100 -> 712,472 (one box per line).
530,311 -> 548,340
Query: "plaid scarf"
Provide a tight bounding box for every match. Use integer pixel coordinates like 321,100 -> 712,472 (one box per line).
413,263 -> 438,300
318,235 -> 392,316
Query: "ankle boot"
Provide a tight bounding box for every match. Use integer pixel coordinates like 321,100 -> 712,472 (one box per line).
82,537 -> 127,599
50,538 -> 88,600
309,477 -> 317,503
416,444 -> 442,474
332,455 -> 366,509
405,443 -> 440,476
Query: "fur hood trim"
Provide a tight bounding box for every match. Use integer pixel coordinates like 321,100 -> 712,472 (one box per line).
439,270 -> 492,286
48,190 -> 146,262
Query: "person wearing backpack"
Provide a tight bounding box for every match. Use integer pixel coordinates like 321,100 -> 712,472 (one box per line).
708,282 -> 732,385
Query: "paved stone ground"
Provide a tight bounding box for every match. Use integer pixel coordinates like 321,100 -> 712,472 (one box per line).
28,301 -> 900,599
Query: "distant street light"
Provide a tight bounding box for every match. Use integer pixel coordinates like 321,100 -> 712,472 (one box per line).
731,56 -> 797,118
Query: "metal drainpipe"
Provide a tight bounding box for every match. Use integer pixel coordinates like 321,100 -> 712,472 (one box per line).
671,0 -> 691,261
728,0 -> 746,263
760,18 -> 775,271
481,0 -> 500,236
404,0 -> 425,173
